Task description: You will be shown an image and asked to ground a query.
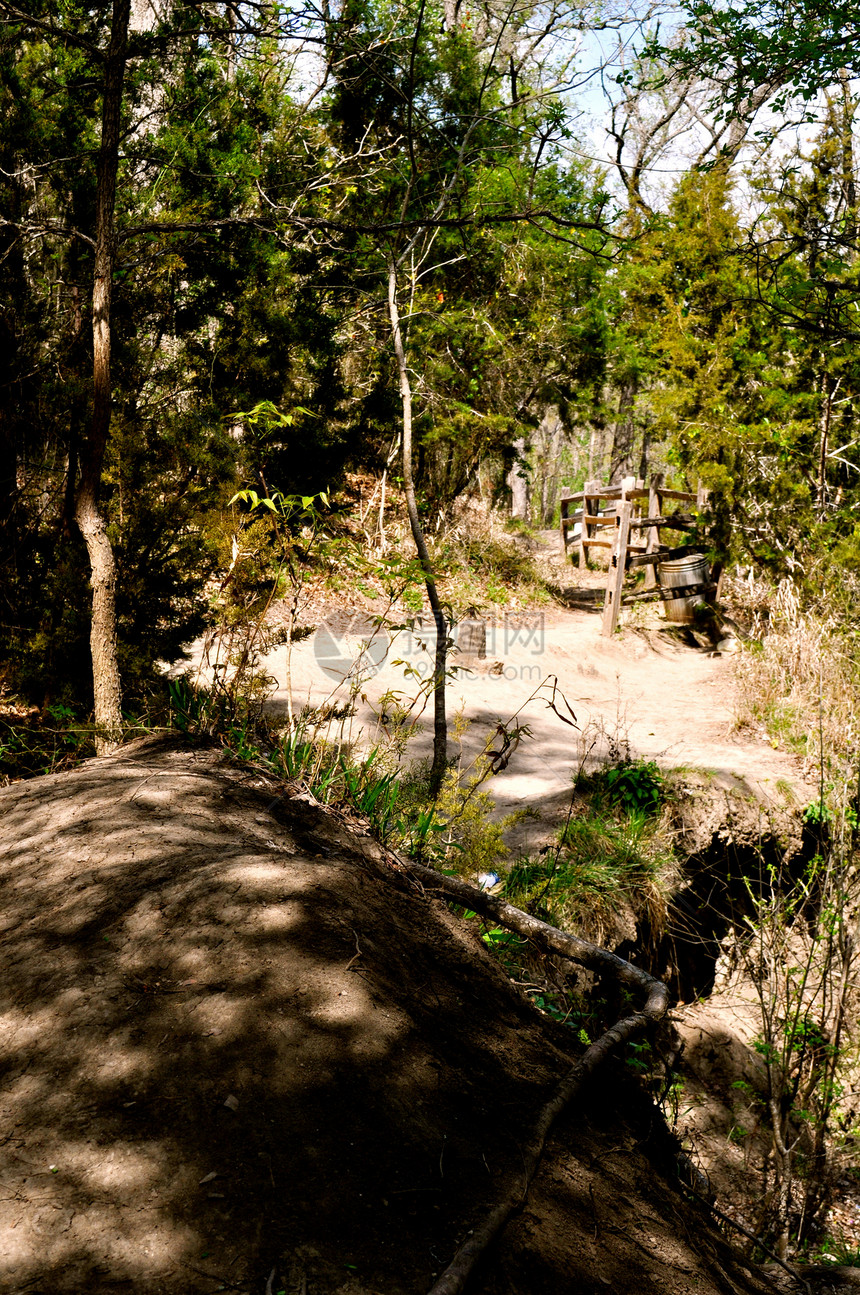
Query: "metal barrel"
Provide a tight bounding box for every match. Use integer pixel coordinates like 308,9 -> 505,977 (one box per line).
657,553 -> 711,623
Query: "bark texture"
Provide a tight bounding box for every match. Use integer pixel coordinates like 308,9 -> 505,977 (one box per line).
609,376 -> 637,484
508,434 -> 529,519
75,0 -> 131,754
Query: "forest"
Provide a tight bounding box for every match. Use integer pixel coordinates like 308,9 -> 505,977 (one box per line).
8,4 -> 860,1287
3,0 -> 860,743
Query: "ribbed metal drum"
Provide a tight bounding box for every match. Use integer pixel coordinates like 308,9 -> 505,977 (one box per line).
657,553 -> 711,623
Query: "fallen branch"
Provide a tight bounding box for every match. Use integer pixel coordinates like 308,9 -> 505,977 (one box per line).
401,857 -> 668,1015
392,858 -> 669,1295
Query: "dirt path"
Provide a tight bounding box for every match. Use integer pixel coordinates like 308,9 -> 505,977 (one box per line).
0,546 -> 823,1295
187,533 -> 810,852
0,738 -> 778,1295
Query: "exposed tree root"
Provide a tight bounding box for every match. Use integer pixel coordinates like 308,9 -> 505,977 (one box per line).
683,1188 -> 810,1295
394,858 -> 670,1295
400,857 -> 669,1016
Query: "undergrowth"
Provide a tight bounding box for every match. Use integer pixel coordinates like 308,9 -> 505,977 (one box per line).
0,700 -> 156,783
433,511 -> 549,612
727,569 -> 860,825
499,757 -> 673,948
503,816 -> 672,949
163,678 -> 525,876
0,476 -> 557,788
0,706 -> 98,781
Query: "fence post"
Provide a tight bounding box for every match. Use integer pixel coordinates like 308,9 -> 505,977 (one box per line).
579,479 -> 598,569
602,495 -> 633,637
645,474 -> 663,590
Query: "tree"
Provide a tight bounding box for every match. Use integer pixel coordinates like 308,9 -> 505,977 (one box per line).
639,143 -> 860,582
0,1 -> 348,728
75,0 -> 131,753
0,0 -> 622,758
735,93 -> 860,579
652,0 -> 860,114
0,1 -> 128,725
326,0 -> 619,748
597,30 -> 787,486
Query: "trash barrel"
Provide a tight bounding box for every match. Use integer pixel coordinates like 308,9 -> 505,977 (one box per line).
657,553 -> 711,624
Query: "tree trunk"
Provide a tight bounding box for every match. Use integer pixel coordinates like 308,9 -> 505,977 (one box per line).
508,435 -> 529,520
838,68 -> 856,242
586,423 -> 597,483
609,377 -> 637,484
0,165 -> 24,533
818,369 -> 832,519
638,422 -> 651,483
442,0 -> 461,29
75,0 -> 131,755
537,407 -> 565,524
387,260 -> 448,794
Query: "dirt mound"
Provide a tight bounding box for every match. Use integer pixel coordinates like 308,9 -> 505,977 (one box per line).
0,736 -> 776,1294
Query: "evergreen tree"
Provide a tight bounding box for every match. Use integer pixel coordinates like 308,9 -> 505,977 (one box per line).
0,2 -> 348,717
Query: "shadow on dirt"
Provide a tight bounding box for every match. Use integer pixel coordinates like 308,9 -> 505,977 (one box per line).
0,737 -> 775,1295
546,586 -> 604,613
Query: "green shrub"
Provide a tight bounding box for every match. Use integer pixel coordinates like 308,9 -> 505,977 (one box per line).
503,809 -> 671,945
577,757 -> 665,817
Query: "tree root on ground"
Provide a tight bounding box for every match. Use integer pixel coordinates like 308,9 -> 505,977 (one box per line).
682,1189 -> 811,1295
394,858 -> 670,1295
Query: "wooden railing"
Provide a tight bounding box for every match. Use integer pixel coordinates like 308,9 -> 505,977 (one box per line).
559,475 -> 708,636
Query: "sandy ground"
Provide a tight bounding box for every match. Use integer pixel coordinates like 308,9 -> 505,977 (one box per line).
184,532 -> 811,854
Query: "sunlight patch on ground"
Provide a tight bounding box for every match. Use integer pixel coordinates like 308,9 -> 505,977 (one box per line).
0,1204 -> 199,1284
221,859 -> 310,890
63,1140 -> 164,1194
81,1044 -> 155,1086
255,903 -> 303,932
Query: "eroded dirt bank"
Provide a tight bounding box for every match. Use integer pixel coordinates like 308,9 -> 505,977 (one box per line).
0,736 -> 778,1295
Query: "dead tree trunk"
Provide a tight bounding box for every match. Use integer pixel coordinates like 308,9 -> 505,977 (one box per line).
534,406 -> 563,524
74,0 -> 131,754
817,369 -> 833,519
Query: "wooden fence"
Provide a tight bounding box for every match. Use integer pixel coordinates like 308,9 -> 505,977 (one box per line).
559,476 -> 710,636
